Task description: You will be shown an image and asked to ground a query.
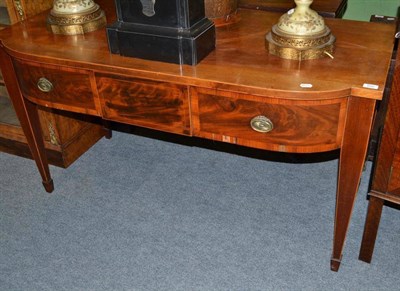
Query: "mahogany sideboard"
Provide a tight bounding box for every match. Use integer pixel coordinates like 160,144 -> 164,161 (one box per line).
0,0 -> 105,167
238,0 -> 348,18
359,27 -> 400,264
0,1 -> 396,271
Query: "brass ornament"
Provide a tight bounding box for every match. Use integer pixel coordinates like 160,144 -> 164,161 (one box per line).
266,26 -> 335,60
265,0 -> 335,60
14,0 -> 25,19
37,77 -> 54,93
48,122 -> 59,146
47,1 -> 106,35
250,116 -> 274,133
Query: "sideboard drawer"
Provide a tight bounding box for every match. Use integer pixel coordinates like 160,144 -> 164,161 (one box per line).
12,59 -> 99,115
192,88 -> 347,153
96,74 -> 191,135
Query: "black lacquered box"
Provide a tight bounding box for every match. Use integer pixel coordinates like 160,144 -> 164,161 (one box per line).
107,0 -> 216,65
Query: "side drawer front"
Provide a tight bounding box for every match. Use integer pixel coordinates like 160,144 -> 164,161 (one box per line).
13,59 -> 98,115
192,88 -> 347,153
96,74 -> 191,135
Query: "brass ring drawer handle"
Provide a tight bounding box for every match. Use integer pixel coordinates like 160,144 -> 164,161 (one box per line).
250,115 -> 274,133
37,77 -> 53,92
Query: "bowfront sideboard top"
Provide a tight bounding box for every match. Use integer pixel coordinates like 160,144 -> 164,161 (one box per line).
0,3 -> 393,102
0,0 -> 396,271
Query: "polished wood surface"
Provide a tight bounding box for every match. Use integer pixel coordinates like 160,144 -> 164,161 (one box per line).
192,87 -> 346,153
14,59 -> 98,114
238,0 -> 348,18
359,36 -> 400,263
0,8 -> 392,100
0,0 -> 395,271
97,74 -> 191,135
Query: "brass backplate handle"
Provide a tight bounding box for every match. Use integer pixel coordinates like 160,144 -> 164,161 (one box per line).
250,115 -> 274,133
37,77 -> 53,93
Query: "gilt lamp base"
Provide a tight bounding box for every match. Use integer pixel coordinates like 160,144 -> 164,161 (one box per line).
265,0 -> 335,60
47,4 -> 106,35
266,25 -> 335,60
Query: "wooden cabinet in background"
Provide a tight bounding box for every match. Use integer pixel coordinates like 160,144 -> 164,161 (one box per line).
0,0 -> 105,167
0,0 -> 52,27
359,27 -> 400,264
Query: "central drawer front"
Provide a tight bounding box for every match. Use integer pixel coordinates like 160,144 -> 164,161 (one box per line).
96,74 -> 191,135
192,88 -> 347,153
12,59 -> 98,115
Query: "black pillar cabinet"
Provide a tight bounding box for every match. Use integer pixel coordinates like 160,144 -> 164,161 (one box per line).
107,0 -> 216,65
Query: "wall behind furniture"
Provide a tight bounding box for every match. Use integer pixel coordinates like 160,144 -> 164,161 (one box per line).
343,0 -> 399,20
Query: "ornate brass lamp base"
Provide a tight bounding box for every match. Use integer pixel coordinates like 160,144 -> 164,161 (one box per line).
266,25 -> 335,60
47,3 -> 106,35
265,0 -> 335,60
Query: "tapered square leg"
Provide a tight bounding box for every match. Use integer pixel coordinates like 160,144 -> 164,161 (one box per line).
359,195 -> 384,263
0,43 -> 53,193
331,97 -> 376,271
